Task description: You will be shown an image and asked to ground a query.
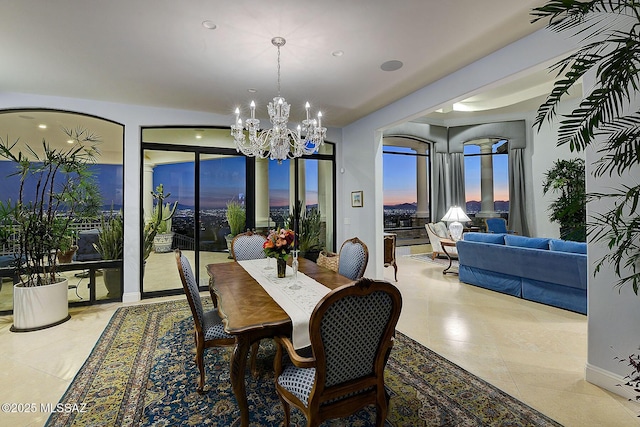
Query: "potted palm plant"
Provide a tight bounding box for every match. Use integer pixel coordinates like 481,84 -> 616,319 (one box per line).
93,210 -> 123,298
0,127 -> 101,332
542,158 -> 586,242
225,199 -> 246,258
287,201 -> 323,261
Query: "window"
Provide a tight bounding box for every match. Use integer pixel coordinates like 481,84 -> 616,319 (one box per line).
383,141 -> 431,243
463,139 -> 509,218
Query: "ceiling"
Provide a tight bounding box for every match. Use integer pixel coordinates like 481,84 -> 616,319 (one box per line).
1,0 -> 551,128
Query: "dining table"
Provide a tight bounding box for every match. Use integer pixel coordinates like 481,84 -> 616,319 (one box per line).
206,256 -> 353,427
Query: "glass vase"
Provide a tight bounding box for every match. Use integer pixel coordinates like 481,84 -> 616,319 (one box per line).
276,258 -> 286,278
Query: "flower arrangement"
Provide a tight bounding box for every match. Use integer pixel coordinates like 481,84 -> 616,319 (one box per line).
263,228 -> 295,259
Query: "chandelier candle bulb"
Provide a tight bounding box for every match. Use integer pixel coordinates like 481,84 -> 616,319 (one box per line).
305,102 -> 310,121
250,101 -> 255,119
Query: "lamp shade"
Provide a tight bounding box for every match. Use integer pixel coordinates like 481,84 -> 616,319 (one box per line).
441,206 -> 471,223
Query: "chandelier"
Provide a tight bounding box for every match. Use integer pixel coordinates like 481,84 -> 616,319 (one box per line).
231,36 -> 326,163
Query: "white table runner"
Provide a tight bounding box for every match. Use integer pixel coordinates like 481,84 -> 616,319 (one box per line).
238,258 -> 331,349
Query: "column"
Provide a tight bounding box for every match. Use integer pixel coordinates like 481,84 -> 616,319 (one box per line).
477,141 -> 497,218
415,147 -> 429,221
143,163 -> 155,222
255,158 -> 270,229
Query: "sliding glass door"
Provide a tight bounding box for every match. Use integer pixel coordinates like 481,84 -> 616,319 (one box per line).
141,127 -> 334,297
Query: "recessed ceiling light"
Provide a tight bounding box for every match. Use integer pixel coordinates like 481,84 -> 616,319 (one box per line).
247,88 -> 257,93
202,20 -> 217,30
67,139 -> 75,144
38,124 -> 47,129
380,60 -> 403,72
195,134 -> 202,139
332,50 -> 344,57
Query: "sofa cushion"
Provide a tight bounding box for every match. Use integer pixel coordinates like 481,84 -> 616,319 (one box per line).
463,232 -> 505,244
549,239 -> 587,254
504,234 -> 549,250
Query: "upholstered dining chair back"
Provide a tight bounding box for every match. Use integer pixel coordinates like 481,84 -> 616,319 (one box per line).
175,249 -> 235,393
274,278 -> 402,426
338,237 -> 369,280
231,231 -> 267,261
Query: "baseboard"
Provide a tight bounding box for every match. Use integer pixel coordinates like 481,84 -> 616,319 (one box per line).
122,291 -> 141,304
586,362 -> 636,401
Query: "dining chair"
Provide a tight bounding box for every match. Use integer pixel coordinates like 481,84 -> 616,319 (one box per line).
274,278 -> 402,427
337,237 -> 369,280
175,249 -> 235,393
231,231 -> 268,261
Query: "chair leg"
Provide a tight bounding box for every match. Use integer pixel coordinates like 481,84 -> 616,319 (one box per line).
195,335 -> 206,393
376,389 -> 389,427
432,251 -> 436,260
279,395 -> 291,426
249,341 -> 260,378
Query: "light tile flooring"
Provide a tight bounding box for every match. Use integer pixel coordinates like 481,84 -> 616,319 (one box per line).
0,247 -> 639,426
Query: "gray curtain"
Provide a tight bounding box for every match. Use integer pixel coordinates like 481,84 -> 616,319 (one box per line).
450,152 -> 465,209
433,152 -> 448,222
508,148 -> 530,236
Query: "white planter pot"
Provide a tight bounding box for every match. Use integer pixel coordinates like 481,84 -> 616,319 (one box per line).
153,232 -> 174,253
12,279 -> 70,332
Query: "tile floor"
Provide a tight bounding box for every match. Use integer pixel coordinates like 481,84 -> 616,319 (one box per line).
0,247 -> 639,426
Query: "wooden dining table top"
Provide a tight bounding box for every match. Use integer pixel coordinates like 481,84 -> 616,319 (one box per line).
206,257 -> 353,335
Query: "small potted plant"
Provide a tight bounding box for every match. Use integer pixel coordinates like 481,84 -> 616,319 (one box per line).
143,184 -> 176,261
287,201 -> 322,262
152,194 -> 178,253
0,127 -> 101,331
225,199 -> 246,257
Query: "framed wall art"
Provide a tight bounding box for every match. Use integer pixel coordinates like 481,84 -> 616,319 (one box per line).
351,191 -> 363,208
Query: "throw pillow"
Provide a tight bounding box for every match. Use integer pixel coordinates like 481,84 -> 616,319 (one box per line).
549,239 -> 587,254
504,234 -> 550,250
433,222 -> 450,238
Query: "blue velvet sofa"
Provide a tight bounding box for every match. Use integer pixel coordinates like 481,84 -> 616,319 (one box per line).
456,232 -> 587,314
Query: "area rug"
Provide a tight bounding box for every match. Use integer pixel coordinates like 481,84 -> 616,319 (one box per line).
406,253 -> 459,268
45,299 -> 562,427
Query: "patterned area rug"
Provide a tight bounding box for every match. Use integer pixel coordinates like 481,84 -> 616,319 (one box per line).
407,253 -> 459,268
46,299 -> 562,426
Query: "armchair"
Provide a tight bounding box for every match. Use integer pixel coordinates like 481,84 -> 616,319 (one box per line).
484,217 -> 516,234
426,222 -> 458,259
274,278 -> 402,426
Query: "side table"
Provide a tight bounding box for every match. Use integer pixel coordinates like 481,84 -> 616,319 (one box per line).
440,238 -> 458,275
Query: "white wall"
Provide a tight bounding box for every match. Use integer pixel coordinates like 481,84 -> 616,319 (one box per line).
584,85 -> 640,397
